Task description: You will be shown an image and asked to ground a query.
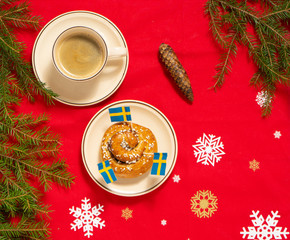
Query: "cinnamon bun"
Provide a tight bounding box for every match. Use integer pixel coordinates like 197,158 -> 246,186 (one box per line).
101,122 -> 157,178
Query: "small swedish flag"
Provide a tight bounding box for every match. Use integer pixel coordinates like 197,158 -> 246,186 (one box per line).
109,106 -> 132,122
98,160 -> 117,184
151,153 -> 167,176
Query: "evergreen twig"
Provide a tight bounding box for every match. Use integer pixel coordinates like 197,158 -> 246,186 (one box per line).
205,0 -> 290,116
0,1 -> 75,239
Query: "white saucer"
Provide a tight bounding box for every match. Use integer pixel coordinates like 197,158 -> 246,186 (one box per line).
81,100 -> 178,197
32,11 -> 129,106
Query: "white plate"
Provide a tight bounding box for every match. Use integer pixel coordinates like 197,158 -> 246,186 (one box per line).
81,100 -> 178,196
32,11 -> 129,106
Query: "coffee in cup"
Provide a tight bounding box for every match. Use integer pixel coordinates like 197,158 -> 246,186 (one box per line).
53,26 -> 126,81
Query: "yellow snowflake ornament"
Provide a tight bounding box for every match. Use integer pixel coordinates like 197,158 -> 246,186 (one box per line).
249,159 -> 260,172
190,190 -> 218,218
121,207 -> 133,220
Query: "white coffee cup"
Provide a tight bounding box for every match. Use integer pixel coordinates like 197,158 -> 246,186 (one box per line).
52,26 -> 126,81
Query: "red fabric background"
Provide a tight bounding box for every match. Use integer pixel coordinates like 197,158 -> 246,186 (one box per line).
16,0 -> 289,239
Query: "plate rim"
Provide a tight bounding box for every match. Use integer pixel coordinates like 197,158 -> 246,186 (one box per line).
81,99 -> 178,197
32,10 -> 129,107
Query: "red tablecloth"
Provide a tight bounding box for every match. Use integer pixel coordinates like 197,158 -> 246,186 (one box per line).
17,0 -> 289,239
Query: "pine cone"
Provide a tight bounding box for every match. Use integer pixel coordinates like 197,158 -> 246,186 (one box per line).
159,43 -> 193,102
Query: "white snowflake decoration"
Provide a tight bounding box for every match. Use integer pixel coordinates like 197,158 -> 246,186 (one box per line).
274,131 -> 282,139
69,198 -> 105,238
192,133 -> 225,166
256,91 -> 272,108
240,210 -> 289,240
172,174 -> 181,183
161,219 -> 167,226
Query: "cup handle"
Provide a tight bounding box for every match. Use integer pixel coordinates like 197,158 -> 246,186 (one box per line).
108,47 -> 127,59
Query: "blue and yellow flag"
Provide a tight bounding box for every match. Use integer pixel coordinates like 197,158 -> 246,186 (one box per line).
109,106 -> 132,122
151,153 -> 167,176
98,160 -> 117,184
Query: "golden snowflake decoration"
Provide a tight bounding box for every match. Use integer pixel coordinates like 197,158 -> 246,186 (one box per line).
190,190 -> 218,218
249,159 -> 260,172
121,207 -> 133,220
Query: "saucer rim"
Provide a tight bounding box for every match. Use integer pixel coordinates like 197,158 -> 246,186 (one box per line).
32,10 -> 129,107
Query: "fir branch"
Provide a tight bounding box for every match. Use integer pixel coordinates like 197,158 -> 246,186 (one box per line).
5,156 -> 74,191
0,35 -> 19,53
243,31 -> 288,82
0,2 -> 41,30
0,0 -> 19,7
219,0 -> 260,20
205,0 -> 290,116
213,32 -> 238,89
250,71 -> 264,87
0,67 -> 20,124
0,166 -> 38,202
260,85 -> 276,117
205,0 -> 229,48
256,25 -> 275,68
25,146 -> 60,159
0,142 -> 26,158
217,0 -> 290,45
260,1 -> 290,20
278,44 -> 290,77
0,220 -> 50,240
0,121 -> 60,147
0,3 -> 56,104
261,20 -> 289,45
0,1 -> 75,238
0,185 -> 49,219
0,16 -> 24,54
